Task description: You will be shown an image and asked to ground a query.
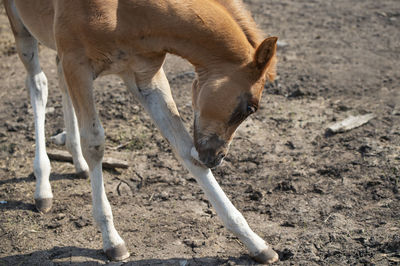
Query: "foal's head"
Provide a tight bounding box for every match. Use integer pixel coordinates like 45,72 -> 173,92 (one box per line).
192,37 -> 277,168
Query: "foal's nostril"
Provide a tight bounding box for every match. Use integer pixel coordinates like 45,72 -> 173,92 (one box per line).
216,151 -> 225,161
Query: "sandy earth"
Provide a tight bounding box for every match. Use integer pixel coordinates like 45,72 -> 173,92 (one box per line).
0,0 -> 399,265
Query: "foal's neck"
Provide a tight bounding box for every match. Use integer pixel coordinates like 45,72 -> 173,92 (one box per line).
140,1 -> 256,71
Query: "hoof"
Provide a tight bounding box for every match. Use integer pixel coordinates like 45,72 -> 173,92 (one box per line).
50,131 -> 66,145
105,243 -> 130,261
75,170 -> 89,179
35,198 -> 53,214
252,248 -> 279,265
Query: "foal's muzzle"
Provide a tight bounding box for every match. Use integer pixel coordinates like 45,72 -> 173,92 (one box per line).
195,134 -> 227,169
199,150 -> 226,168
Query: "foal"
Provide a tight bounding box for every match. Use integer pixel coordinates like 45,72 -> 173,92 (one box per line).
4,0 -> 278,264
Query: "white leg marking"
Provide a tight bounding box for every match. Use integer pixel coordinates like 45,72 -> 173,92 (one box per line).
14,34 -> 52,201
79,123 -> 125,252
189,167 -> 268,255
90,161 -> 125,250
123,68 -> 268,256
28,71 -> 52,200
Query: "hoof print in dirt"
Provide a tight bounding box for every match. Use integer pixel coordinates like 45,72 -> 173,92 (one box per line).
276,248 -> 294,261
72,216 -> 92,229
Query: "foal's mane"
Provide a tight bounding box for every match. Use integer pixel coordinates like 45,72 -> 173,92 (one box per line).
213,0 -> 276,81
214,0 -> 264,48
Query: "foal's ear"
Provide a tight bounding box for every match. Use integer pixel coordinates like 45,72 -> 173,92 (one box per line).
254,36 -> 278,71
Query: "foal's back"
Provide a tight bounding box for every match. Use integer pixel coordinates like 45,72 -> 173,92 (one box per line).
11,0 -> 258,61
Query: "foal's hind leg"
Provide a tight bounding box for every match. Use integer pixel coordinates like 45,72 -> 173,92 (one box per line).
56,57 -> 89,178
5,2 -> 52,213
123,68 -> 278,264
59,54 -> 129,261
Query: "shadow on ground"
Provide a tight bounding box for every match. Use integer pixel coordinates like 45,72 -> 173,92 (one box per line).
0,172 -> 86,186
0,246 -> 258,265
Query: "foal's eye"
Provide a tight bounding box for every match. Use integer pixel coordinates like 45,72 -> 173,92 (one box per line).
247,105 -> 257,114
228,102 -> 258,125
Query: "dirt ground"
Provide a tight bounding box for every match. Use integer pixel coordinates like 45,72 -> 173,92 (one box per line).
0,0 -> 399,265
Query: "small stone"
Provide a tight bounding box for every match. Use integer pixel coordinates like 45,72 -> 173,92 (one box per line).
45,107 -> 55,114
159,191 -> 169,201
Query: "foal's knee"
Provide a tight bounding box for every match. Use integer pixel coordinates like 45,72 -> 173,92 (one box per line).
80,124 -> 105,166
15,36 -> 40,71
27,72 -> 48,103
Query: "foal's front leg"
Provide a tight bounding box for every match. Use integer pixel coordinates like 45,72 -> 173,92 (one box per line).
123,69 -> 278,264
